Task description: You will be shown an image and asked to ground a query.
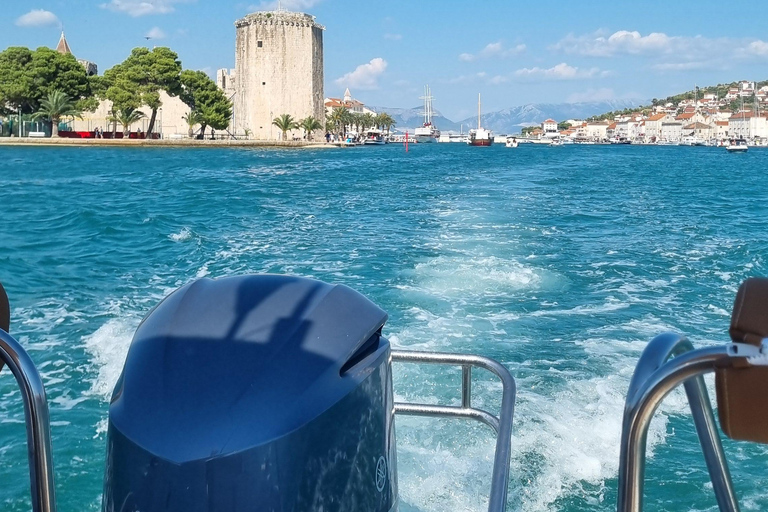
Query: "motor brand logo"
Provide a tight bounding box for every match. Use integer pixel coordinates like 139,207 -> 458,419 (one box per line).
375,456 -> 387,492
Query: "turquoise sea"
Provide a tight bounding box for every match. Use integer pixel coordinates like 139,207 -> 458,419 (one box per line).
1,143 -> 767,511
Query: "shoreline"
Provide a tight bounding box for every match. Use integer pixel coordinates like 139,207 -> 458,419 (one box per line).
0,138 -> 339,149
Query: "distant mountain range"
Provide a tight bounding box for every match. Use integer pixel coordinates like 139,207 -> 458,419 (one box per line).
373,99 -> 646,134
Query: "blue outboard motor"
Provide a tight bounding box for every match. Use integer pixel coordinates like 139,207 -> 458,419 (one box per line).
103,275 -> 397,512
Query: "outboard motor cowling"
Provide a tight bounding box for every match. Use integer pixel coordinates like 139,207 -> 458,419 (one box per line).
103,275 -> 398,512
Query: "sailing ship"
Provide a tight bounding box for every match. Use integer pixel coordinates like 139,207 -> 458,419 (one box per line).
467,93 -> 493,146
414,85 -> 441,143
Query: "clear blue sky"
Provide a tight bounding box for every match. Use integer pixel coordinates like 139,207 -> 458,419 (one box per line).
4,0 -> 768,120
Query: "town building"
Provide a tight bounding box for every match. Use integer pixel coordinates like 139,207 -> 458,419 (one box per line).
728,112 -> 768,140
216,69 -> 236,100
541,119 -> 558,138
56,32 -> 97,76
225,10 -> 325,140
644,113 -> 672,141
675,112 -> 706,125
683,122 -> 714,140
586,121 -> 610,141
661,121 -> 683,142
324,88 -> 377,116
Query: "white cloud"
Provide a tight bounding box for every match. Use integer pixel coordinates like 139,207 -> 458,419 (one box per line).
653,61 -> 708,71
747,40 -> 768,56
252,0 -> 322,10
335,58 -> 388,90
145,27 -> 167,39
553,30 -> 686,57
514,63 -> 600,80
567,88 -> 616,103
101,0 -> 192,17
459,41 -> 526,61
384,33 -> 402,41
15,9 -> 60,27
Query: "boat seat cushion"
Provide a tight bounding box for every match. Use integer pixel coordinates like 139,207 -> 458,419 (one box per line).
0,282 -> 8,374
0,282 -> 8,333
716,277 -> 768,443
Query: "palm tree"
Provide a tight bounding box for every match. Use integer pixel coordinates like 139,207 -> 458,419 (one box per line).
272,114 -> 298,141
114,108 -> 146,137
299,116 -> 323,141
362,113 -> 375,132
336,107 -> 352,137
32,90 -> 81,137
378,113 -> 396,135
182,111 -> 202,138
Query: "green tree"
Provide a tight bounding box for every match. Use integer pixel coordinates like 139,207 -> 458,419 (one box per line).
272,114 -> 298,141
299,116 -> 323,140
0,46 -> 92,117
104,47 -> 182,137
29,47 -> 91,105
0,47 -> 35,116
557,121 -> 572,131
179,70 -> 232,138
32,90 -> 81,137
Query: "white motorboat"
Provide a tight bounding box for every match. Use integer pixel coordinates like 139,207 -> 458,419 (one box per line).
726,138 -> 748,152
363,129 -> 386,145
505,137 -> 519,148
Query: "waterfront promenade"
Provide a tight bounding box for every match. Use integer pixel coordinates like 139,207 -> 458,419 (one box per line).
0,138 -> 336,149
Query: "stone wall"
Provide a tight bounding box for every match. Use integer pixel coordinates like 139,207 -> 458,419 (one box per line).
71,91 -> 194,138
234,11 -> 324,140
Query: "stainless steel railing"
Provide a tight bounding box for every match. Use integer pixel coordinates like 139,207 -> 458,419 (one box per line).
391,350 -> 516,512
617,333 -> 739,512
0,329 -> 56,512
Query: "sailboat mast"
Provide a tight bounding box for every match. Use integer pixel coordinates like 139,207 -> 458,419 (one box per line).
477,93 -> 481,130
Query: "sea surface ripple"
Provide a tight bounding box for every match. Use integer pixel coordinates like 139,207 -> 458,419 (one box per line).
0,144 -> 766,511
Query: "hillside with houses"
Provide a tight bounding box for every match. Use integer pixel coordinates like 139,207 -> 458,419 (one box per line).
523,80 -> 768,144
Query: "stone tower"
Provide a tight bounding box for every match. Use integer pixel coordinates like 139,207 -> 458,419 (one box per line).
234,10 -> 324,140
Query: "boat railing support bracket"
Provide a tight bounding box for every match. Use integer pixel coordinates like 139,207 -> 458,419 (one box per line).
617,333 -> 740,512
391,349 -> 516,512
0,329 -> 56,512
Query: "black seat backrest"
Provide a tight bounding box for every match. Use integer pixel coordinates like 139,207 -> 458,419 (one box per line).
0,282 -> 8,333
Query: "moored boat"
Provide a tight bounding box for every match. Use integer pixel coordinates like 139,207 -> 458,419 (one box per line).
414,85 -> 441,143
505,137 -> 519,148
467,93 -> 493,146
363,129 -> 386,145
726,138 -> 748,152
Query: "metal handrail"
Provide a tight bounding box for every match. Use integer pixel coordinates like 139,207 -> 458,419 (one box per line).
617,333 -> 739,512
391,349 -> 516,512
0,329 -> 56,512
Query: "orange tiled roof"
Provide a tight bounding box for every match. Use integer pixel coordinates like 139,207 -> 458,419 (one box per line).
647,113 -> 667,121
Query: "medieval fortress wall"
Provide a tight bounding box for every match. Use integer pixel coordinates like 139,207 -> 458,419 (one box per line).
229,11 -> 325,140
